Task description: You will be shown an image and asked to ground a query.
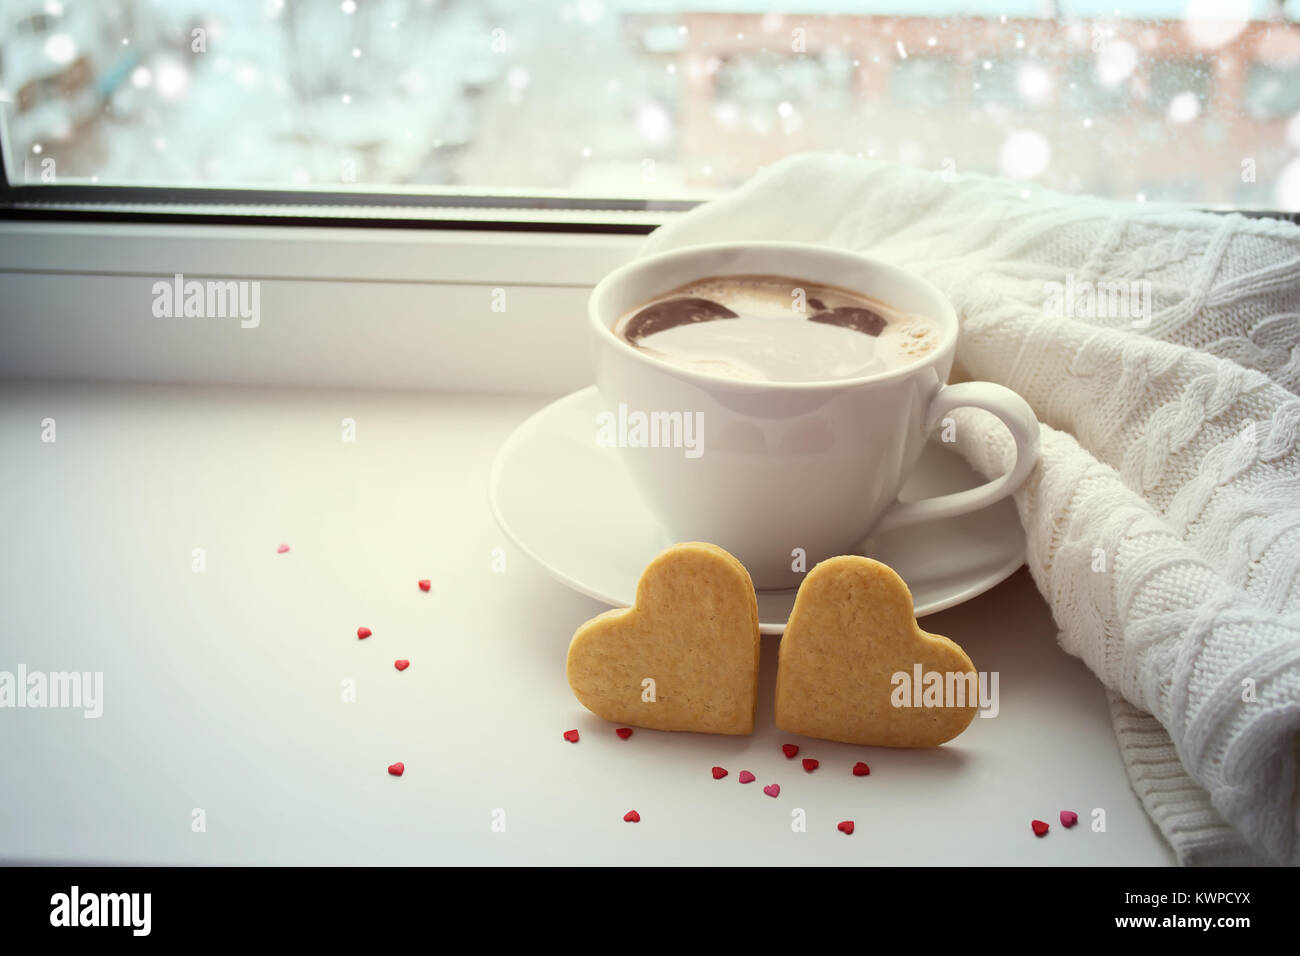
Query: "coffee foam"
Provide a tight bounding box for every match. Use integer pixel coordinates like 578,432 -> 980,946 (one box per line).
615,274 -> 940,383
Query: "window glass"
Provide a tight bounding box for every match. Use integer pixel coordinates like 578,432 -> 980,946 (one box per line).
1,1 -> 1297,209
892,57 -> 955,110
1245,61 -> 1300,120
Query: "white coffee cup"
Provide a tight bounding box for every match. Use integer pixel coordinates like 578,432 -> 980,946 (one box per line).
589,241 -> 1040,590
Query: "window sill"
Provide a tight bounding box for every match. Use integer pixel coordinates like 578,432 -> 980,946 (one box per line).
0,219 -> 645,393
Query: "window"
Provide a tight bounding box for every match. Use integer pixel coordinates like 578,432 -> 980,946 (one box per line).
1060,56 -> 1131,114
1245,62 -> 1300,120
891,57 -> 955,110
971,57 -> 1023,108
2,1 -> 1298,215
1147,58 -> 1214,115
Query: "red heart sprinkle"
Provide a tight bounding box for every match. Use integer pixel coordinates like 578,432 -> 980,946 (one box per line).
838,821 -> 855,835
615,728 -> 633,739
738,770 -> 756,784
802,758 -> 819,773
563,729 -> 579,743
1031,820 -> 1049,837
356,627 -> 372,640
418,579 -> 431,592
276,544 -> 290,554
782,744 -> 799,759
763,784 -> 780,798
711,766 -> 728,779
852,761 -> 871,776
1060,810 -> 1079,828
394,659 -> 410,671
623,810 -> 640,823
387,762 -> 404,777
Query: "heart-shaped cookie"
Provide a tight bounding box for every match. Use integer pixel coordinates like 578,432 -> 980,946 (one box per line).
566,542 -> 760,735
775,556 -> 978,748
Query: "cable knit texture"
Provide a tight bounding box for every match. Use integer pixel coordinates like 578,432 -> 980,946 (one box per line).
641,155 -> 1300,865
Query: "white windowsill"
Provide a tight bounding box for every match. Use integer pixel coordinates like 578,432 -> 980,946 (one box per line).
0,378 -> 1177,865
0,218 -> 1182,864
0,220 -> 646,392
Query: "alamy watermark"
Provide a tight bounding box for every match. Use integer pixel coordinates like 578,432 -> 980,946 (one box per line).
891,664 -> 999,718
151,273 -> 260,329
0,666 -> 103,718
596,403 -> 704,459
1043,274 -> 1152,328
50,886 -> 150,936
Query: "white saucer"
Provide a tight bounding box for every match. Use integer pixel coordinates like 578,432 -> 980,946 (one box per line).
489,387 -> 1025,634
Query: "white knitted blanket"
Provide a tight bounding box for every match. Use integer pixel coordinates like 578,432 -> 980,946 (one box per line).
641,154 -> 1300,866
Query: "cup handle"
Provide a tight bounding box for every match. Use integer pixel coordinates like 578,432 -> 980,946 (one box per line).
869,381 -> 1040,536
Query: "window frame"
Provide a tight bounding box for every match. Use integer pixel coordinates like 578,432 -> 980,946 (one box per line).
0,108 -> 698,233
1,98 -> 1296,230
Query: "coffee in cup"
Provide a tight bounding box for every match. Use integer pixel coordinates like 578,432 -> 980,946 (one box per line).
614,274 -> 940,383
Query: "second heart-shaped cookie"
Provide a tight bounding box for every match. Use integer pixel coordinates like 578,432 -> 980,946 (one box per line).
566,542 -> 761,734
775,555 -> 978,747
